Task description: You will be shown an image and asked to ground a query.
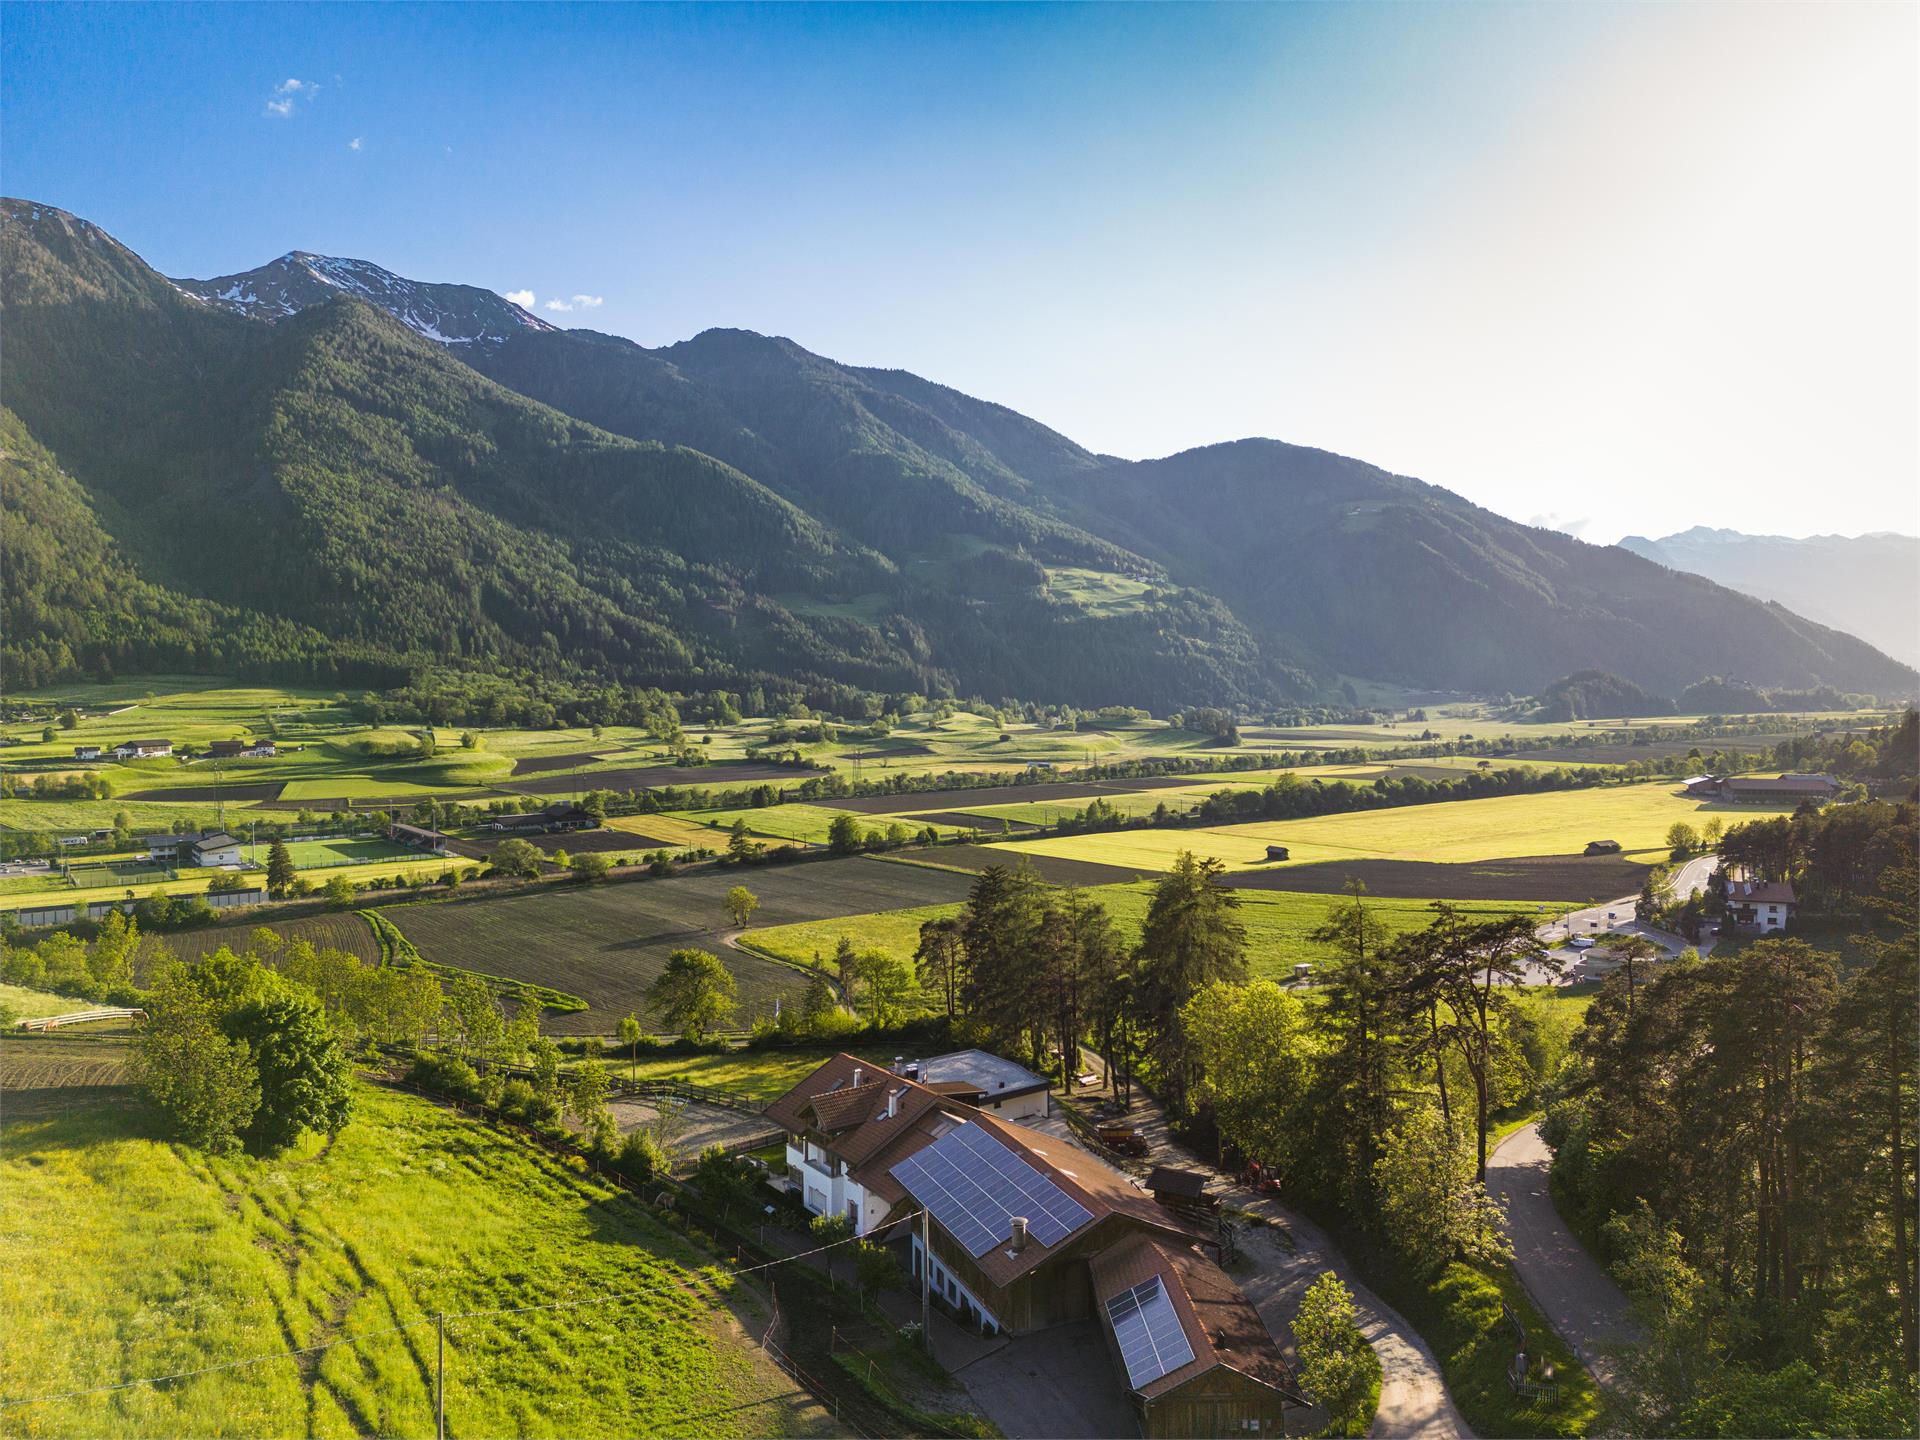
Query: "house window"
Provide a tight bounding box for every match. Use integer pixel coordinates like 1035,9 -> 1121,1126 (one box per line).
847,1199 -> 859,1225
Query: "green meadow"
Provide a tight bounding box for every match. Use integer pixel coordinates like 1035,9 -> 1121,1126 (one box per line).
0,1083 -> 829,1439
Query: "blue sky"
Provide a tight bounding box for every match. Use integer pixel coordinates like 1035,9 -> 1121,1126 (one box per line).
5,2 -> 1914,542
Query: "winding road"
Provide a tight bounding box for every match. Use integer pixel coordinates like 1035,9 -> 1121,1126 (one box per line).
1487,1123 -> 1640,1397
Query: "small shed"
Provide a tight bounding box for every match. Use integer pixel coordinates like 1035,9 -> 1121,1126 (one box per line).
1147,1167 -> 1216,1212
1264,845 -> 1290,861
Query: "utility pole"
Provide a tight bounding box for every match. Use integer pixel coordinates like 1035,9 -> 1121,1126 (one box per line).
919,1208 -> 931,1350
436,1312 -> 446,1440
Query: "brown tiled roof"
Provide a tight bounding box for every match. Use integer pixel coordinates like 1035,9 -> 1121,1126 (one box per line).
1091,1234 -> 1303,1404
763,1053 -> 879,1132
806,1084 -> 889,1132
1729,877 -> 1796,905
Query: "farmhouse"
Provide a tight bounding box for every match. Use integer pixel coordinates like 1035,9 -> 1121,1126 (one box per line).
111,739 -> 172,759
389,822 -> 450,854
893,1048 -> 1052,1121
489,802 -> 599,835
207,740 -> 245,758
1725,874 -> 1796,934
1685,773 -> 1840,805
72,745 -> 103,760
764,1053 -> 1304,1435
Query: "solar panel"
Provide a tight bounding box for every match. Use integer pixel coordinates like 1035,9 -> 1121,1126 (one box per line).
889,1123 -> 1094,1258
1105,1276 -> 1195,1389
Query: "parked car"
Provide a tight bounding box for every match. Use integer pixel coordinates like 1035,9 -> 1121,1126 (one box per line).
1570,935 -> 1596,951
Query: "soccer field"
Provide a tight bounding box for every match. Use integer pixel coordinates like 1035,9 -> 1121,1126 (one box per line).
996,781 -> 1794,873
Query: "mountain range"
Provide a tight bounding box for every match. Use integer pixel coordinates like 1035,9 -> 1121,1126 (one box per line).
4,197 -> 1913,712
1617,527 -> 1919,672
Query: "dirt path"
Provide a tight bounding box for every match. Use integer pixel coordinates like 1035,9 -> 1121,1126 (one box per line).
1487,1123 -> 1640,1397
1076,1056 -> 1470,1438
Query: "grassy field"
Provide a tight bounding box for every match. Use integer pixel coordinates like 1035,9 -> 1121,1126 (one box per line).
614,1047 -> 853,1103
689,805 -> 966,847
0,983 -> 96,1022
380,859 -> 978,1035
604,814 -> 743,851
242,838 -> 417,868
745,883 -> 1548,991
996,781 -> 1795,874
0,1083 -> 831,1438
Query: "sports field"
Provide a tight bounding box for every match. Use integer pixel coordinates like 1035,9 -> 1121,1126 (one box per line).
996,781 -> 1794,873
244,837 -> 417,868
0,1084 -> 830,1439
381,858 -> 977,1034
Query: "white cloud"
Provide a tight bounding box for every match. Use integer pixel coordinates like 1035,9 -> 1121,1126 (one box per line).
570,294 -> 604,309
265,77 -> 319,118
502,289 -> 536,309
543,298 -> 572,312
348,137 -> 363,152
1526,512 -> 1592,538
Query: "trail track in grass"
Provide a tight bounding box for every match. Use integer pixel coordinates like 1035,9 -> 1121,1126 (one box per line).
0,1083 -> 834,1438
381,859 -> 976,1034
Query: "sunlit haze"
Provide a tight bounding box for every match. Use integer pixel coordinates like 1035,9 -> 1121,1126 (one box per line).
4,2 -> 1913,543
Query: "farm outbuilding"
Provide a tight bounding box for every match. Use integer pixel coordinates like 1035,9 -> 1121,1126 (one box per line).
1264,845 -> 1290,861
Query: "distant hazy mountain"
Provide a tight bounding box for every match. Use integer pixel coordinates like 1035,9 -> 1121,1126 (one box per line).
1617,527 -> 1919,670
5,196 -> 1914,708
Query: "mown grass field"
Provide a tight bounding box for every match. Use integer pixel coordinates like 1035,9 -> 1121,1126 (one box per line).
0,983 -> 94,1022
0,1084 -> 831,1439
745,883 -> 1548,991
381,859 -> 978,1034
615,1047 -> 853,1103
689,805 -> 966,847
242,838 -> 416,868
997,781 -> 1795,874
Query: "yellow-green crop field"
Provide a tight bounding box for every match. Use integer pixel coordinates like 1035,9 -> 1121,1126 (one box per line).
996,781 -> 1794,873
0,1083 -> 829,1439
743,884 -> 1551,992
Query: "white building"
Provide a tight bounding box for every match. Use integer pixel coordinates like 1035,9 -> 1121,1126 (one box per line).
1726,875 -> 1796,934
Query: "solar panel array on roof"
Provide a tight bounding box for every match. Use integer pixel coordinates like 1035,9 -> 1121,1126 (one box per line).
1106,1276 -> 1195,1389
889,1122 -> 1093,1257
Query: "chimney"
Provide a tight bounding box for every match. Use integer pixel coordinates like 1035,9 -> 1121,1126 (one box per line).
906,1061 -> 921,1082
1009,1217 -> 1029,1253
851,1066 -> 864,1087
886,1088 -> 900,1119
893,1055 -> 906,1073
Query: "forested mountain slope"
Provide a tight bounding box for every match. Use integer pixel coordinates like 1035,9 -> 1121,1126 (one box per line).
5,197 -> 1913,707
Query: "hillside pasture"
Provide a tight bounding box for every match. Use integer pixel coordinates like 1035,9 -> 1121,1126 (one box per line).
380,858 -> 977,1034
0,1084 -> 830,1438
998,781 -> 1796,874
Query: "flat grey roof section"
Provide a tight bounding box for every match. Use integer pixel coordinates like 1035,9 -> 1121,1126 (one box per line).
913,1048 -> 1051,1098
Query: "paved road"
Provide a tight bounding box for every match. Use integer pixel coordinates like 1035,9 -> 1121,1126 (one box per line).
1525,854 -> 1721,984
1487,1123 -> 1640,1396
1077,1056 -> 1470,1438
